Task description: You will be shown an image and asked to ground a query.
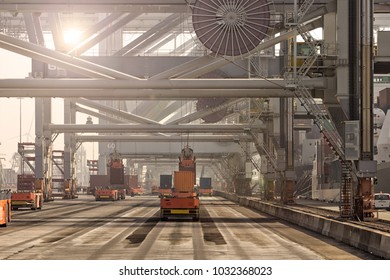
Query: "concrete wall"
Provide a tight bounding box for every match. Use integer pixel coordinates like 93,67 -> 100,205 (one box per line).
215,191 -> 390,259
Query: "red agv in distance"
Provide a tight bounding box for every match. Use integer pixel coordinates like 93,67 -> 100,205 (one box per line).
94,152 -> 125,201
0,190 -> 11,227
11,174 -> 43,210
95,188 -> 119,201
199,177 -> 213,196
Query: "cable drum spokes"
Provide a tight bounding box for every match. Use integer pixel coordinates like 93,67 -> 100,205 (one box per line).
191,0 -> 273,57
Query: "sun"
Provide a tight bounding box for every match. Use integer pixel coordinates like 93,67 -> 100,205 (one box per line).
63,28 -> 82,45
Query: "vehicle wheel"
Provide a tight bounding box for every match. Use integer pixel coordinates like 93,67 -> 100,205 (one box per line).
7,202 -> 11,223
3,204 -> 9,227
160,211 -> 168,221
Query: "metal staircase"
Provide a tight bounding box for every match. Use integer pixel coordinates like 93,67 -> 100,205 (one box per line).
297,0 -> 314,19
247,130 -> 279,173
294,169 -> 312,197
242,98 -> 279,174
237,141 -> 261,173
287,0 -> 353,217
340,161 -> 353,217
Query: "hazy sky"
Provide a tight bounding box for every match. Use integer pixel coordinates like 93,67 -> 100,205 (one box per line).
0,49 -> 68,168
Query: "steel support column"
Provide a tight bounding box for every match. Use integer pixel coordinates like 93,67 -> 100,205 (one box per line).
35,98 -> 53,201
282,98 -> 295,204
35,98 -> 45,182
355,0 -> 375,220
64,100 -> 77,197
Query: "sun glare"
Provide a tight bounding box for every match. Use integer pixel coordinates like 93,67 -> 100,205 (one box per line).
63,28 -> 82,45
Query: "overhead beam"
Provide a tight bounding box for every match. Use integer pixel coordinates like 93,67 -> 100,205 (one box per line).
125,14 -> 187,56
147,34 -> 176,55
68,13 -> 141,56
0,33 -> 140,80
0,1 -> 189,13
114,13 -> 180,56
72,98 -> 161,125
47,124 -> 256,133
0,88 -> 295,99
76,135 -> 252,142
48,13 -> 65,51
1,1 -> 385,14
167,98 -> 246,125
155,101 -> 189,123
122,154 -> 229,160
75,105 -> 125,124
23,13 -> 44,45
66,12 -> 123,53
0,77 -> 325,90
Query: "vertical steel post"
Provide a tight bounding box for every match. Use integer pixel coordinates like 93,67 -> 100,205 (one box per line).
355,0 -> 375,220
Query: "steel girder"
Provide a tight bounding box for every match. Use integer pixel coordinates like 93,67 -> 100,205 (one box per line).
67,13 -> 141,56
0,77 -> 326,89
47,124 -> 262,134
0,88 -> 295,99
75,135 -> 252,142
71,98 -> 160,125
0,33 -> 140,80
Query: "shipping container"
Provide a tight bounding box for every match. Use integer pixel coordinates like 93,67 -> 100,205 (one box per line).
199,177 -> 212,188
159,174 -> 172,189
174,171 -> 195,192
90,175 -> 110,189
17,174 -> 36,191
110,167 -> 124,185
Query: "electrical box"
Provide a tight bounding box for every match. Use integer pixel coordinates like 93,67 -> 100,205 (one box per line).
344,121 -> 360,160
377,31 -> 390,56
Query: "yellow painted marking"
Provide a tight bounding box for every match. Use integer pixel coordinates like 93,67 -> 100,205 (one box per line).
171,209 -> 190,214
